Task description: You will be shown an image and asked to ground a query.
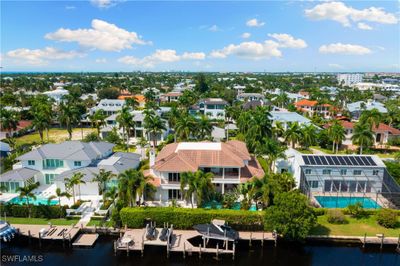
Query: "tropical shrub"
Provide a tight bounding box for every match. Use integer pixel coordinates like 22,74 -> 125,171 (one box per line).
0,204 -> 66,219
376,209 -> 398,228
346,202 -> 366,218
120,207 -> 264,231
327,209 -> 347,224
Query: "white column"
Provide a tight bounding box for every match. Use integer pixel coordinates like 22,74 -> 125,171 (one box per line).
222,184 -> 225,194
222,168 -> 225,179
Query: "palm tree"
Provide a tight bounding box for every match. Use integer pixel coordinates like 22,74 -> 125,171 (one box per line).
352,122 -> 374,155
300,124 -> 317,149
0,108 -> 19,135
31,95 -> 53,142
17,182 -> 40,218
118,169 -> 155,206
284,122 -> 302,148
64,172 -> 86,204
58,101 -> 81,140
272,121 -> 285,140
144,110 -> 166,147
196,115 -> 212,140
125,97 -> 139,110
89,109 -> 107,137
360,108 -> 382,129
116,107 -> 135,150
180,170 -> 215,208
250,175 -> 271,207
175,114 -> 196,141
105,186 -> 118,206
92,169 -> 115,201
328,121 -> 346,153
255,138 -> 286,173
47,188 -> 71,217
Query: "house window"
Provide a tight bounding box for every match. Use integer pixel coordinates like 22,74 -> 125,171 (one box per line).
168,173 -> 180,182
322,169 -> 331,175
28,160 -> 35,166
353,170 -> 362,175
340,169 -> 347,175
305,169 -> 312,175
43,159 -> 64,169
45,174 -> 57,185
309,181 -> 318,188
74,161 -> 82,167
373,170 -> 379,176
168,189 -> 181,200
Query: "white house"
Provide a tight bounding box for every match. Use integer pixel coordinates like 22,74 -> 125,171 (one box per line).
90,99 -> 125,116
42,88 -> 69,103
190,98 -> 227,119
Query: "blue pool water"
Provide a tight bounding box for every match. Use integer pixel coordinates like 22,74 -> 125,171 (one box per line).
315,196 -> 381,209
9,196 -> 58,206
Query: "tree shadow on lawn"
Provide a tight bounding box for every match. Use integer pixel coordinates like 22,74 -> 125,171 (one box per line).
310,224 -> 331,236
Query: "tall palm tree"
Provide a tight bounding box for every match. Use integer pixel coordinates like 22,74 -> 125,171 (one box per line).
116,106 -> 135,150
92,169 -> 115,201
328,121 -> 346,153
47,188 -> 71,217
352,122 -> 374,155
58,101 -> 81,140
300,124 -> 317,149
144,110 -> 166,147
272,121 -> 285,140
64,172 -> 86,204
0,108 -> 19,135
250,175 -> 271,207
175,114 -> 196,141
180,170 -> 215,208
17,182 -> 40,218
105,186 -> 118,206
360,108 -> 382,129
125,97 -> 139,110
284,122 -> 302,148
89,109 -> 107,137
31,95 -> 53,142
196,115 -> 212,140
118,169 -> 155,206
255,138 -> 286,173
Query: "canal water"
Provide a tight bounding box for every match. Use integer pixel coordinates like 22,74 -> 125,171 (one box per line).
1,236 -> 399,266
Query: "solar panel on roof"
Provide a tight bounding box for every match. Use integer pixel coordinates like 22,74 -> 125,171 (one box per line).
331,157 -> 340,165
325,156 -> 334,165
349,156 -> 358,165
343,157 -> 352,165
314,156 -> 322,165
337,157 -> 346,165
360,157 -> 370,166
308,156 -> 316,165
354,157 -> 365,166
320,156 -> 328,165
303,156 -> 310,165
365,156 -> 377,166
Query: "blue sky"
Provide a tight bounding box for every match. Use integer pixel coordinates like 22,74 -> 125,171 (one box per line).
1,1 -> 399,72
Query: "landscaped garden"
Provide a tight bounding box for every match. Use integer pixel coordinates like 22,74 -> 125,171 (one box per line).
15,128 -> 96,146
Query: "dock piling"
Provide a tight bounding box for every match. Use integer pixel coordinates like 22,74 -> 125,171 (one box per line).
28,230 -> 31,244
249,232 -> 252,247
232,242 -> 235,260
363,233 -> 366,248
38,232 -> 42,248
199,244 -> 202,259
183,242 -> 186,259
216,243 -> 219,260
114,241 -> 117,256
380,234 -> 384,250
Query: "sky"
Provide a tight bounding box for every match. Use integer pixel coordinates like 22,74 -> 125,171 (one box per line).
1,0 -> 399,72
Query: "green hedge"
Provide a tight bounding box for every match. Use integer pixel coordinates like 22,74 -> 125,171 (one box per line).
120,207 -> 264,231
0,204 -> 67,219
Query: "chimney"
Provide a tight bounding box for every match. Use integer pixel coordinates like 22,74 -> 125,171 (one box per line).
149,149 -> 156,167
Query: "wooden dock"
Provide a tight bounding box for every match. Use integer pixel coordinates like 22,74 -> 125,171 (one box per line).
115,227 -> 277,259
72,234 -> 99,247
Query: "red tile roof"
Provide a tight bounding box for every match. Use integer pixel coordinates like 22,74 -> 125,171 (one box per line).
295,99 -> 318,107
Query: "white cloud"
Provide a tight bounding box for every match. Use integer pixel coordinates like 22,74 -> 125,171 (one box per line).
45,19 -> 149,52
210,41 -> 282,60
241,32 -> 251,39
246,18 -> 265,27
268,33 -> 308,49
118,49 -> 205,68
6,47 -> 83,65
305,1 -> 398,27
95,58 -> 107,63
210,33 -> 307,60
319,43 -> 372,55
90,0 -> 121,9
328,63 -> 344,69
208,25 -> 220,32
357,22 -> 373,30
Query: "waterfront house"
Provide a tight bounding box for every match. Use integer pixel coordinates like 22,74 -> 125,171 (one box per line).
147,141 -> 264,206
276,153 -> 400,208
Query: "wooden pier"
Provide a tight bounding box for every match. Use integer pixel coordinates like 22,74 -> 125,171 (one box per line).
72,234 -> 99,247
114,227 -> 276,259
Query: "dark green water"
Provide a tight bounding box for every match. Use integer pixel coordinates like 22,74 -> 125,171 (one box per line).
1,236 -> 399,266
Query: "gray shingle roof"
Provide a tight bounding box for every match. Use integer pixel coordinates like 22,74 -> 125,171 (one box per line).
16,141 -> 115,161
0,168 -> 40,182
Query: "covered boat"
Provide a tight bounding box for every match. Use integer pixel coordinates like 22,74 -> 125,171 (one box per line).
193,219 -> 239,241
0,221 -> 17,242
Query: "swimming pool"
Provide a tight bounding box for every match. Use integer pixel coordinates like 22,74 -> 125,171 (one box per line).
315,196 -> 380,209
9,196 -> 58,206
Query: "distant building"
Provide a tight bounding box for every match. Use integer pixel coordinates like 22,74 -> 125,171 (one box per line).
161,92 -> 183,103
270,111 -> 313,130
189,98 -> 227,119
90,99 -> 125,116
352,82 -> 400,92
347,100 -> 387,120
294,99 -> 332,119
337,73 -> 363,86
42,88 -> 69,103
117,94 -> 146,108
236,93 -> 265,102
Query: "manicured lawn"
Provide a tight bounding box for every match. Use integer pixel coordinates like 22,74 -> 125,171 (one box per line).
310,146 -> 398,159
15,128 -> 96,146
86,219 -> 112,227
295,148 -> 314,154
311,214 -> 400,237
4,217 -> 80,226
113,144 -> 136,153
